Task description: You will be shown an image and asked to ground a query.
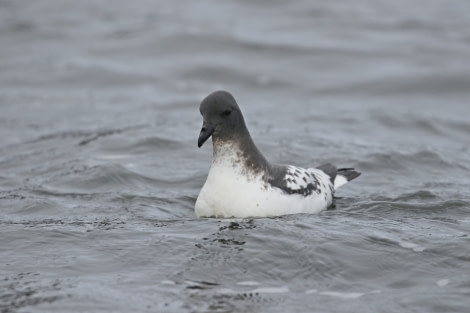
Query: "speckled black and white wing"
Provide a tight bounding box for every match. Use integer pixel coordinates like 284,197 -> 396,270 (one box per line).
268,165 -> 335,202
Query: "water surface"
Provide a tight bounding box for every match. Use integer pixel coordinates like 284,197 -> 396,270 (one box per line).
1,0 -> 470,312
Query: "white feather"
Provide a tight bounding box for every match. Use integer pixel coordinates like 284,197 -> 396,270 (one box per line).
334,175 -> 348,189
195,144 -> 331,218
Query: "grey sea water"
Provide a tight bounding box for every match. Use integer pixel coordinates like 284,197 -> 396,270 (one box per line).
1,0 -> 470,312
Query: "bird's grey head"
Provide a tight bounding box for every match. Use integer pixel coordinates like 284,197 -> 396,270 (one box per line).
198,90 -> 246,148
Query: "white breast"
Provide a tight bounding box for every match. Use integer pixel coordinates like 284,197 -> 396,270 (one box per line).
195,148 -> 331,218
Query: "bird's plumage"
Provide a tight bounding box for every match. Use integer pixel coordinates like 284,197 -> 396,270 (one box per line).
195,90 -> 360,218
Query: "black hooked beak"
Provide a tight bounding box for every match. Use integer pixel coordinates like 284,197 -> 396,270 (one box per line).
198,122 -> 215,148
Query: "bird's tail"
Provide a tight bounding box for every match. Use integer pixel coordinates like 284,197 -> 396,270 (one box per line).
316,163 -> 361,190
334,168 -> 361,189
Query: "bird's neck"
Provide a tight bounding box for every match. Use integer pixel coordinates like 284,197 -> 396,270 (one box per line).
211,131 -> 269,177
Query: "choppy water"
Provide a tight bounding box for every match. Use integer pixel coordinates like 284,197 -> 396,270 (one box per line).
1,0 -> 470,312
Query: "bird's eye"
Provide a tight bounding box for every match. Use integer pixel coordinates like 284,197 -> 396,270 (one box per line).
221,110 -> 232,117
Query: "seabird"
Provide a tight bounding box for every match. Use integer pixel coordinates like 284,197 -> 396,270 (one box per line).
195,90 -> 360,218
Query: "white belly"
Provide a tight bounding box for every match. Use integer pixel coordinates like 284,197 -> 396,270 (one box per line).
195,162 -> 330,218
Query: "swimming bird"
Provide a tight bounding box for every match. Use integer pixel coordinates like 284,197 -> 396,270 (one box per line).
195,90 -> 360,218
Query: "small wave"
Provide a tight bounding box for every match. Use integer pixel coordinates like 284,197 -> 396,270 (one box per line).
13,198 -> 62,216
371,111 -> 444,136
43,159 -> 201,194
119,194 -> 195,219
358,190 -> 470,213
44,163 -> 165,193
387,190 -> 438,202
444,119 -> 470,134
357,150 -> 460,172
94,136 -> 185,161
182,65 -> 289,90
78,126 -> 144,146
0,216 -> 128,232
0,272 -> 63,311
106,136 -> 183,154
322,72 -> 470,96
132,136 -> 182,149
8,125 -> 147,148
